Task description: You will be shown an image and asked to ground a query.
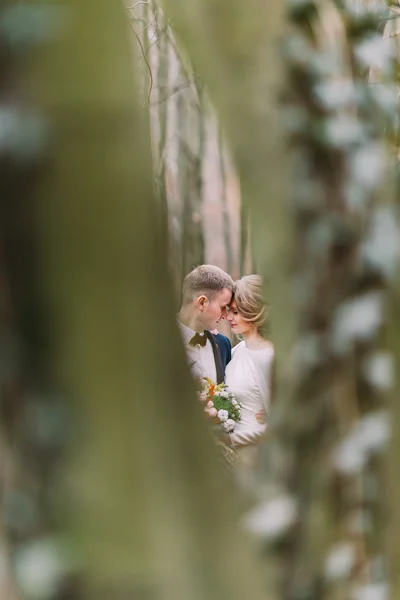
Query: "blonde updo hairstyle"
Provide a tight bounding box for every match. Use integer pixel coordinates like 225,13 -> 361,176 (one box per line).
233,275 -> 268,336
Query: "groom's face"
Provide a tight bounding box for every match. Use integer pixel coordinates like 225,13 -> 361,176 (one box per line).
199,287 -> 232,330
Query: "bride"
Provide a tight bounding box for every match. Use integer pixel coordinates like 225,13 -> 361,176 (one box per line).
225,275 -> 274,468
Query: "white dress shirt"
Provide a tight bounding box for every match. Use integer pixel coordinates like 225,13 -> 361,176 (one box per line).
177,320 -> 217,383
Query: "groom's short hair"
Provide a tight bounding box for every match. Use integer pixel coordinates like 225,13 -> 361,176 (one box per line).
182,265 -> 235,304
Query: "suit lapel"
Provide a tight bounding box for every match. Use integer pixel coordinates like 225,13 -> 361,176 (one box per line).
205,331 -> 224,384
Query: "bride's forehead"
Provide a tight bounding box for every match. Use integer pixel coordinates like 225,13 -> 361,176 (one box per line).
229,300 -> 237,309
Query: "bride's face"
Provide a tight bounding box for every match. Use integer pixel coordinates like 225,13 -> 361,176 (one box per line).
227,301 -> 251,335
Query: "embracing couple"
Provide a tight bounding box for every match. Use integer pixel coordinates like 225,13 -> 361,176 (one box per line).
177,264 -> 274,467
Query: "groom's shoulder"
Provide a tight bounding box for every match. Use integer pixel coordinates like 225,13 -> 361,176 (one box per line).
212,331 -> 231,349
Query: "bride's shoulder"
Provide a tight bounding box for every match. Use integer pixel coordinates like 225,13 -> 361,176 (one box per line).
257,339 -> 274,352
252,341 -> 274,365
232,340 -> 246,356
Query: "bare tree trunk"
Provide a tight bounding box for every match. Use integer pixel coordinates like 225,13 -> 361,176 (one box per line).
180,79 -> 206,277
239,202 -> 250,275
174,60 -> 206,280
156,9 -> 169,214
194,82 -> 206,265
218,127 -> 233,274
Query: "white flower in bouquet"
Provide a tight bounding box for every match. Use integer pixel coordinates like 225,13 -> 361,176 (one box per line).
231,399 -> 238,406
219,391 -> 229,398
223,419 -> 236,433
217,409 -> 229,422
206,400 -> 214,409
199,391 -> 207,402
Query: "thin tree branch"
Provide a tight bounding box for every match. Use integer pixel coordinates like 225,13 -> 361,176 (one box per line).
140,10 -> 157,32
128,22 -> 153,106
150,81 -> 193,106
126,0 -> 151,9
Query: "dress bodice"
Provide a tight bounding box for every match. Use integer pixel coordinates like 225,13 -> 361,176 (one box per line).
225,341 -> 274,449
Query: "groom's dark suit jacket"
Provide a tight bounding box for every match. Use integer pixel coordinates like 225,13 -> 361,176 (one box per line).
205,331 -> 232,384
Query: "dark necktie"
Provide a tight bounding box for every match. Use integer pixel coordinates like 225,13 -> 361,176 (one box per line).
189,332 -> 207,347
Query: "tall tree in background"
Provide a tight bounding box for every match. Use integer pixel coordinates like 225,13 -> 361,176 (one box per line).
128,0 -> 242,290
218,126 -> 233,275
179,79 -> 206,280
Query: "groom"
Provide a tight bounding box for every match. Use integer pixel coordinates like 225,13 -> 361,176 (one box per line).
177,265 -> 234,384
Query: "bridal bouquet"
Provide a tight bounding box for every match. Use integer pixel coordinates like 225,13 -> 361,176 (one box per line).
197,377 -> 241,433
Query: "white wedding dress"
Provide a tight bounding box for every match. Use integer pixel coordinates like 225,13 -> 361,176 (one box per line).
225,340 -> 274,467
